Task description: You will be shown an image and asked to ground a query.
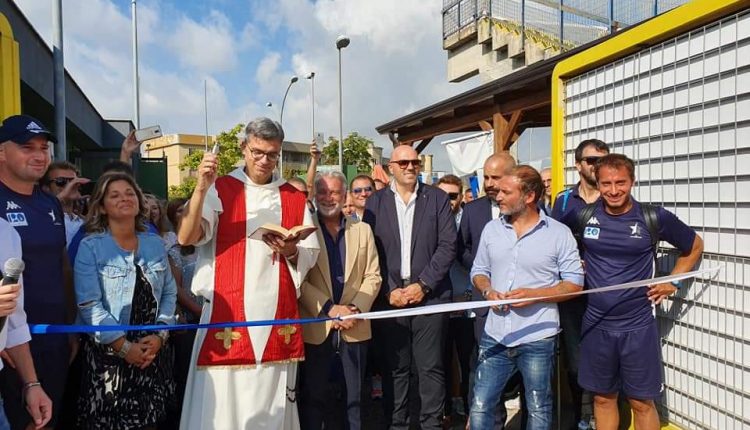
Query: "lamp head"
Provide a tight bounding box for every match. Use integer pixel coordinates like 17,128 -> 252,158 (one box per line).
335,35 -> 350,49
305,72 -> 315,79
290,75 -> 299,83
266,102 -> 273,107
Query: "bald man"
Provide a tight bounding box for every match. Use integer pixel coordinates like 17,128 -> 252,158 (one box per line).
363,145 -> 456,429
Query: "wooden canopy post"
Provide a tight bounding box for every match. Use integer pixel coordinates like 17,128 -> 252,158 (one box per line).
492,109 -> 523,153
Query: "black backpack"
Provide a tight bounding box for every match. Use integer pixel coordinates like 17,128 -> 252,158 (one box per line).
574,203 -> 661,255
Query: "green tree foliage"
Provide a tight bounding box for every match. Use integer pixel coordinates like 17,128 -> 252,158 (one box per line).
168,123 -> 245,199
320,132 -> 374,173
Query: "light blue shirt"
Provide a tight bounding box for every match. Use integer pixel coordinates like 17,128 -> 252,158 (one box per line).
470,210 -> 583,347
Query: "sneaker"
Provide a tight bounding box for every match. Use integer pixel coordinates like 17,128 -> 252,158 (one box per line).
371,375 -> 383,400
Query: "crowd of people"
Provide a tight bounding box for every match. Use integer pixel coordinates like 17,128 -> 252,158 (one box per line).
0,113 -> 703,430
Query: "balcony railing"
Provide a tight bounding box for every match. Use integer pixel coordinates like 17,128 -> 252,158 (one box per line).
443,0 -> 690,50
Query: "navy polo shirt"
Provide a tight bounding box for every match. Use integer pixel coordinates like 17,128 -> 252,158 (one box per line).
319,214 -> 346,303
0,182 -> 67,325
581,199 -> 696,331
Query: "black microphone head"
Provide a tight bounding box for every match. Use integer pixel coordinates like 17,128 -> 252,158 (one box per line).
3,258 -> 25,280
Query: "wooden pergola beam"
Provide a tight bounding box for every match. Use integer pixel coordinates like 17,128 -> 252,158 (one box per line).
414,137 -> 434,154
397,105 -> 498,143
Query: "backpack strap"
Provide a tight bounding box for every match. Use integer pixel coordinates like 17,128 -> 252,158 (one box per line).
640,203 -> 660,252
561,187 -> 573,212
573,203 -> 596,238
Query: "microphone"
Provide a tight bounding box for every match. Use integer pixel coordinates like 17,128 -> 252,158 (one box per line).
0,258 -> 25,332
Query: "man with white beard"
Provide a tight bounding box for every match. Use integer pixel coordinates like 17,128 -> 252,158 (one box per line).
298,171 -> 381,430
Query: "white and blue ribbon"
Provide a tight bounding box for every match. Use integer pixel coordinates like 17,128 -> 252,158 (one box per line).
29,266 -> 720,334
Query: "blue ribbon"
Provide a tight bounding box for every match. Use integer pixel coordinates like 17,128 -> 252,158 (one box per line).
29,316 -> 338,335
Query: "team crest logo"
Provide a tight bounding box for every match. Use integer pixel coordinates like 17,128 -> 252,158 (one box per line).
583,226 -> 600,240
5,212 -> 28,227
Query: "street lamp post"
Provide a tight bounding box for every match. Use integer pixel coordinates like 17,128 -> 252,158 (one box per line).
279,75 -> 299,126
336,35 -> 350,172
305,72 -> 315,139
279,76 -> 298,178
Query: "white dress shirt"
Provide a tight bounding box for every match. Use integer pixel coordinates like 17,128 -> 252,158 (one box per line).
391,181 -> 419,280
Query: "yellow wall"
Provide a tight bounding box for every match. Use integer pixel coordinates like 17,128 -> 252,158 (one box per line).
0,12 -> 21,120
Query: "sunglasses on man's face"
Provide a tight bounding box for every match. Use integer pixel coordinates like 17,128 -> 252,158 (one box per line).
581,156 -> 603,165
48,177 -> 75,187
447,192 -> 460,201
352,186 -> 373,195
391,159 -> 421,169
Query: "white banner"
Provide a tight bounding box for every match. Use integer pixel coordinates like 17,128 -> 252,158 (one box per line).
442,131 -> 494,177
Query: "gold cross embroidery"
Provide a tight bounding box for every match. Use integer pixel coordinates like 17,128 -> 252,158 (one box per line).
277,325 -> 297,344
215,328 -> 241,350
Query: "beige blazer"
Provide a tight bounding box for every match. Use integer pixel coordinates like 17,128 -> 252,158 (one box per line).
299,217 -> 381,345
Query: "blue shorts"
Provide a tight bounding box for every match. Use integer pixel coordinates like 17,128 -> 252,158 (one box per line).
578,321 -> 663,400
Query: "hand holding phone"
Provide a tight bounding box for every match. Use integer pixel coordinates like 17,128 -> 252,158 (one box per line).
134,125 -> 163,142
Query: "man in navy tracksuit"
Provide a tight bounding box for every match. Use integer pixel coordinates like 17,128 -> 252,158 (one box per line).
578,154 -> 703,430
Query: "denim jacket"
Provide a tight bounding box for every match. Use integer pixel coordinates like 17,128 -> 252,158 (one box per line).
74,231 -> 177,344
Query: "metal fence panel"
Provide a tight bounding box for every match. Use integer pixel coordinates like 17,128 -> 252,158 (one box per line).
445,0 -> 691,44
562,10 -> 750,428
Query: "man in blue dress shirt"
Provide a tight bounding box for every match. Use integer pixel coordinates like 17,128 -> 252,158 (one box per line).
469,165 -> 584,430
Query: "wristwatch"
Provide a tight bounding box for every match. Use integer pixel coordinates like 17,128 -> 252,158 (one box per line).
482,289 -> 491,299
117,340 -> 132,358
157,329 -> 170,344
670,280 -> 681,289
417,279 -> 432,296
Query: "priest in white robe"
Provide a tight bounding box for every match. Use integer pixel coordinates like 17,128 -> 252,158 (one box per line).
178,118 -> 320,430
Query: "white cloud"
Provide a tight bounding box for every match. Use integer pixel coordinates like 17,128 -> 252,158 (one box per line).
255,52 -> 281,86
168,10 -> 238,73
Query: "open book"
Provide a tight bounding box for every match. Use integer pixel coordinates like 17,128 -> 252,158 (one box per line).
249,223 -> 317,241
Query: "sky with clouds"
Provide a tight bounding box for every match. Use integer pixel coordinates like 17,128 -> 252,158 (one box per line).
13,0 -> 488,170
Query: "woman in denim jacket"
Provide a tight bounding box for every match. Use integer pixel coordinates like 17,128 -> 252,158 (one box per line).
73,172 -> 177,429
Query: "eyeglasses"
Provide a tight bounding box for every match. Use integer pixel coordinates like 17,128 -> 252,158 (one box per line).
48,177 -> 75,187
447,192 -> 460,201
390,159 -> 421,169
581,156 -> 603,165
352,186 -> 373,195
248,148 -> 281,162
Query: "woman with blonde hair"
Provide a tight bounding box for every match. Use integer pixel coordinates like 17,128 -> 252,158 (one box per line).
74,172 -> 177,429
144,193 -> 177,248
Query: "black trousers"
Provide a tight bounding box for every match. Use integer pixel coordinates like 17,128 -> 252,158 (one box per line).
445,316 -> 476,415
299,332 -> 368,430
382,312 -> 448,430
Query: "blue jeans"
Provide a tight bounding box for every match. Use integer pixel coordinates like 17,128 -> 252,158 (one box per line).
0,394 -> 10,430
470,333 -> 556,430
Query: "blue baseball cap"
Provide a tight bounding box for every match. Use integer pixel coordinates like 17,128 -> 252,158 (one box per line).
0,115 -> 55,144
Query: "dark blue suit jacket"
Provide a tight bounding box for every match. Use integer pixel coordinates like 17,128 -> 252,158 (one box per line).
457,196 -> 493,271
457,196 -> 494,339
363,183 -> 456,307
